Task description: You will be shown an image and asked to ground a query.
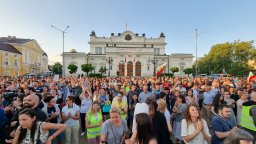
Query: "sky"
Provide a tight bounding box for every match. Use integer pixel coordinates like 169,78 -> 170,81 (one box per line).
0,0 -> 256,65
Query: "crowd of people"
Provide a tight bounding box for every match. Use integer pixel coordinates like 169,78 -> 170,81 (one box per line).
0,75 -> 255,144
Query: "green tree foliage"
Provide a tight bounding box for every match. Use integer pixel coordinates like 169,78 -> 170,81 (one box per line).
196,40 -> 256,76
52,62 -> 62,74
67,64 -> 78,74
81,64 -> 94,76
183,68 -> 193,77
170,67 -> 179,74
99,67 -> 107,74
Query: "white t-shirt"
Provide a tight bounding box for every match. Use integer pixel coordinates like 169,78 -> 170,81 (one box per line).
181,119 -> 211,144
80,97 -> 92,113
62,103 -> 80,126
132,103 -> 149,132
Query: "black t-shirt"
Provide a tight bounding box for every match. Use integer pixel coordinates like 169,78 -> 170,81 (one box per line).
47,106 -> 58,123
34,107 -> 47,122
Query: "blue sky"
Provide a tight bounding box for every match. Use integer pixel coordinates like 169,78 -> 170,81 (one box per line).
0,0 -> 255,64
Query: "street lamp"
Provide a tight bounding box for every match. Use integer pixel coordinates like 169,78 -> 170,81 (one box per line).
195,28 -> 207,75
151,57 -> 158,76
106,57 -> 113,76
51,25 -> 70,77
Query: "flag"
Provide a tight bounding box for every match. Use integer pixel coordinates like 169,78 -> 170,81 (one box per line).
156,63 -> 167,76
247,71 -> 256,82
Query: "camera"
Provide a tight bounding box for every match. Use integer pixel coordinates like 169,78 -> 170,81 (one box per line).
3,90 -> 18,107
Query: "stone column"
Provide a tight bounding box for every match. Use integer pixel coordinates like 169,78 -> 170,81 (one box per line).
124,62 -> 127,77
133,62 -> 135,76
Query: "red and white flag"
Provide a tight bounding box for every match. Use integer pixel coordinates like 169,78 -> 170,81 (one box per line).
156,63 -> 167,76
247,71 -> 256,82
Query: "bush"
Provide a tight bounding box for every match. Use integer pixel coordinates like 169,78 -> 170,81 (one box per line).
158,73 -> 174,77
88,73 -> 105,77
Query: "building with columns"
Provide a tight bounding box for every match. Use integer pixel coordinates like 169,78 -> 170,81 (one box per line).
63,30 -> 193,77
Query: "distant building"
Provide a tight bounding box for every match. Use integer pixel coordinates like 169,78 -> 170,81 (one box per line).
0,36 -> 48,76
63,30 -> 193,77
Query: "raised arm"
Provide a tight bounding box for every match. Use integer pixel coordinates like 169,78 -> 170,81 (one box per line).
42,122 -> 67,143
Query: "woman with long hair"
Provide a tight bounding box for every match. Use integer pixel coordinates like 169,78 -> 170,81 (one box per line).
12,108 -> 67,144
157,98 -> 172,135
86,101 -> 103,144
126,113 -> 157,144
185,89 -> 197,105
146,98 -> 172,144
211,93 -> 226,116
181,104 -> 211,144
128,94 -> 139,129
172,95 -> 187,143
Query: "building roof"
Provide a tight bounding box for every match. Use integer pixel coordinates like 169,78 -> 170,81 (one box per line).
0,37 -> 32,44
0,42 -> 22,54
43,51 -> 48,57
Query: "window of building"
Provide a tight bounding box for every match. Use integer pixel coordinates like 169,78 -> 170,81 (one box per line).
14,59 -> 18,66
95,47 -> 102,54
4,52 -> 9,66
14,55 -> 18,66
180,66 -> 184,72
5,71 -> 10,76
154,48 -> 160,55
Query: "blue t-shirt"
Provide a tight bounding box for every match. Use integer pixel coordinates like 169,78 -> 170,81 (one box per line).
211,115 -> 233,144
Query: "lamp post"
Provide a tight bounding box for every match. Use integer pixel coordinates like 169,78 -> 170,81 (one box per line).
51,25 -> 70,77
151,57 -> 158,76
106,57 -> 113,76
195,28 -> 207,75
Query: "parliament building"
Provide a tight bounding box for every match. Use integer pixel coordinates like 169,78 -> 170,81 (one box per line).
63,30 -> 193,77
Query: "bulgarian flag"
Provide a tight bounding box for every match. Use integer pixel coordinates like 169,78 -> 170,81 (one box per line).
247,71 -> 256,82
156,63 -> 167,76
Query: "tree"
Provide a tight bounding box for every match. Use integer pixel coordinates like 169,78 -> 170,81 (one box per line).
99,67 -> 107,74
170,67 -> 179,74
67,64 -> 78,74
52,62 -> 62,74
196,40 -> 256,76
183,68 -> 193,77
81,64 -> 94,76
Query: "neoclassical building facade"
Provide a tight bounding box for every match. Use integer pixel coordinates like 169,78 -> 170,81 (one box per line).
63,30 -> 193,77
